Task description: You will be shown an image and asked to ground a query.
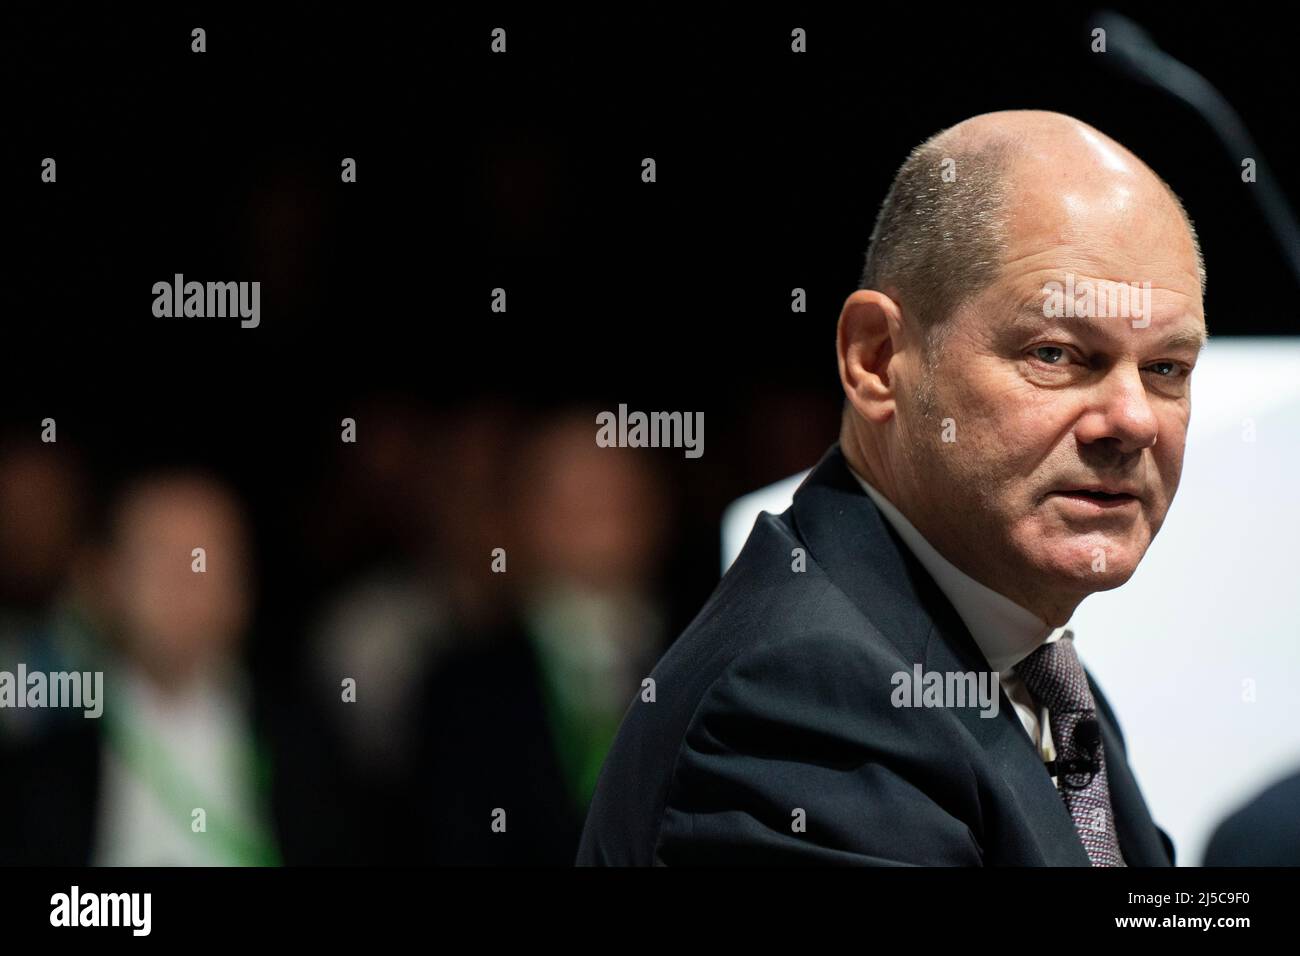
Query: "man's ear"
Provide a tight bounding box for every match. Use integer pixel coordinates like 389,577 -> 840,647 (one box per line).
837,289 -> 903,425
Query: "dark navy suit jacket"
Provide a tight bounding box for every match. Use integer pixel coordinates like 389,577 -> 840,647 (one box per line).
577,443 -> 1175,865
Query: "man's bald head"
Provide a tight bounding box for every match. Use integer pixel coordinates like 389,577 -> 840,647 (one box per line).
858,110 -> 1206,353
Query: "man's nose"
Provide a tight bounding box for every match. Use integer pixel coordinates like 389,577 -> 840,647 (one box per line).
1075,364 -> 1159,454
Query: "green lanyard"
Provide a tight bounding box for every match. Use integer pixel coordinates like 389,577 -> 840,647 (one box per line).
102,701 -> 282,866
527,626 -> 625,815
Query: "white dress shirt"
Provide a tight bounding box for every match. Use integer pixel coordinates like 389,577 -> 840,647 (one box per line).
92,663 -> 272,866
847,467 -> 1068,768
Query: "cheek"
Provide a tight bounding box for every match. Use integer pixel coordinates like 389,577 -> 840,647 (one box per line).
945,366 -> 1050,444
947,403 -> 1054,493
1156,421 -> 1188,482
917,364 -> 1062,497
1146,413 -> 1189,505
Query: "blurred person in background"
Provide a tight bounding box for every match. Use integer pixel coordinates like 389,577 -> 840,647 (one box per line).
300,399 -> 521,861
0,469 -> 280,865
1202,768 -> 1300,866
307,399 -> 519,774
90,471 -> 279,865
0,436 -> 101,744
413,409 -> 671,864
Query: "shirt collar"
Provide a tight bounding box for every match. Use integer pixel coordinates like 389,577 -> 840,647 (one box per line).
847,466 -> 1069,674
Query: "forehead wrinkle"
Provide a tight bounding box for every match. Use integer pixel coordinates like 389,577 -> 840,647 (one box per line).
1002,258 -> 1204,309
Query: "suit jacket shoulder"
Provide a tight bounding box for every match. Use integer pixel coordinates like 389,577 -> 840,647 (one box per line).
577,444 -> 1174,866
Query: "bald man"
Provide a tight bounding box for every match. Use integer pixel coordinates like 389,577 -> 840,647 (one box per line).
578,111 -> 1201,866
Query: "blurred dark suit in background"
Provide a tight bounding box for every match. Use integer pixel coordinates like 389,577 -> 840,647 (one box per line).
1202,770 -> 1300,866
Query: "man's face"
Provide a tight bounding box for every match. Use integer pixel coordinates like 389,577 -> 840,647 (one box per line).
893,177 -> 1206,613
111,484 -> 251,680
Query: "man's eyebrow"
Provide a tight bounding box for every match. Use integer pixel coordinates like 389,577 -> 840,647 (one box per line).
1010,303 -> 1208,352
1158,328 -> 1209,353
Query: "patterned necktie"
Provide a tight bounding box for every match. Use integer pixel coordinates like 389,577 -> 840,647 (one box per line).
1014,631 -> 1127,867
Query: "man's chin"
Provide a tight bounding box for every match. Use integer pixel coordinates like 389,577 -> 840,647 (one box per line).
1032,541 -> 1143,592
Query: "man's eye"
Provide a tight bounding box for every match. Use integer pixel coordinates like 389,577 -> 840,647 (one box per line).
1032,346 -> 1066,364
1146,361 -> 1182,377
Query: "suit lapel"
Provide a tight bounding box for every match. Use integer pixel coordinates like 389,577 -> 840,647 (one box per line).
790,444 -> 1091,865
925,618 -> 1094,865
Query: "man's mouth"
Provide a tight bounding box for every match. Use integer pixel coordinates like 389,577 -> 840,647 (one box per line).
1048,487 -> 1141,511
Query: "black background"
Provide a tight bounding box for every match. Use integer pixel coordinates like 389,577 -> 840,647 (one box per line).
4,3 -> 1297,659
